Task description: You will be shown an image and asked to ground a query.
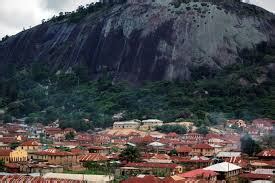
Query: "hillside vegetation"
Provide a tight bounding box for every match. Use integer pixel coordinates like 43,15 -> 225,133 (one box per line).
0,42 -> 274,131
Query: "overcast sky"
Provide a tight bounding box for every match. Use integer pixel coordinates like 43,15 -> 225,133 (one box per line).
0,0 -> 274,38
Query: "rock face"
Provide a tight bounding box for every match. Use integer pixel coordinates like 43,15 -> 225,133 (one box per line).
0,0 -> 274,82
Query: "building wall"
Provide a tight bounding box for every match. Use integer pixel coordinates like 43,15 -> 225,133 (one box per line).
10,149 -> 28,162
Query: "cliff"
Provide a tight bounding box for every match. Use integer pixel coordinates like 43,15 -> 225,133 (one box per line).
0,0 -> 274,82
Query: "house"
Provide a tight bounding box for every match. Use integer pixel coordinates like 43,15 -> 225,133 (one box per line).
79,153 -> 109,163
252,119 -> 274,132
20,163 -> 64,174
227,119 -> 246,128
178,169 -> 218,182
121,175 -> 162,183
44,127 -> 64,140
17,140 -> 42,153
88,146 -> 110,155
121,162 -> 183,176
192,144 -> 215,157
240,168 -> 274,181
165,133 -> 179,140
175,146 -> 192,157
203,162 -> 242,181
0,149 -> 27,163
182,133 -> 203,142
140,119 -> 163,130
257,149 -> 275,160
171,156 -> 212,171
113,120 -> 141,129
0,175 -> 87,183
143,154 -> 172,163
216,151 -> 242,159
29,148 -> 80,169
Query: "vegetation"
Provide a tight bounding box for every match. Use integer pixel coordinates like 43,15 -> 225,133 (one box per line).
156,125 -> 187,134
196,125 -> 209,135
240,134 -> 262,156
119,146 -> 141,163
65,132 -> 76,140
0,160 -> 4,172
0,42 -> 274,131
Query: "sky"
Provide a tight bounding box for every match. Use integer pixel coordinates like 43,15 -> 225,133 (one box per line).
0,0 -> 274,38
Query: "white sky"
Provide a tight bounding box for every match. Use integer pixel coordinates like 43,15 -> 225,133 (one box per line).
0,0 -> 274,38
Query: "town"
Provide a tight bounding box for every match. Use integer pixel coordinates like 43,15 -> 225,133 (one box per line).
0,117 -> 273,182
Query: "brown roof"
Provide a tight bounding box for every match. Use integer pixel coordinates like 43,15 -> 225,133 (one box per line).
176,146 -> 192,153
0,149 -> 11,156
257,149 -> 275,157
79,153 -> 108,162
21,140 -> 41,146
122,175 -> 162,183
124,162 -> 180,169
193,144 -> 214,149
0,175 -> 85,182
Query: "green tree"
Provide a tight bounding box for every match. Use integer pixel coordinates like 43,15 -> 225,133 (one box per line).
65,131 -> 76,140
196,125 -> 209,135
9,142 -> 20,150
0,160 -> 5,171
119,146 -> 141,163
241,134 -> 262,156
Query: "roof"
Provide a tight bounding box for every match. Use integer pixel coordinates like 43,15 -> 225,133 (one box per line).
240,173 -> 273,180
124,162 -> 180,169
178,169 -> 218,178
149,142 -> 165,147
257,149 -> 275,157
79,153 -> 108,162
34,148 -> 76,156
193,144 -> 214,149
203,162 -> 241,172
142,119 -> 163,123
0,175 -> 85,182
43,173 -> 114,182
166,133 -> 179,137
0,149 -> 11,156
176,146 -> 192,153
216,151 -> 241,158
21,140 -> 41,146
114,121 -> 140,125
122,175 -> 162,183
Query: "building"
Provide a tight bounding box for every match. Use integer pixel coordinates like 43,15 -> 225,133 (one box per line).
30,148 -> 80,169
176,146 -> 192,157
17,140 -> 42,153
178,169 -> 218,182
203,162 -> 242,181
113,120 -> 141,129
140,119 -> 163,130
0,149 -> 27,163
192,144 -> 215,157
121,162 -> 183,176
227,119 -> 246,128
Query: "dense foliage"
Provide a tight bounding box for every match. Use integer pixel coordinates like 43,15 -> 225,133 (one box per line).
0,42 -> 274,131
156,125 -> 187,134
119,146 -> 141,163
240,134 -> 262,156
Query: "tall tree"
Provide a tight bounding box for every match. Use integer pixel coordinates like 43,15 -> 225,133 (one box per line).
241,134 -> 261,156
119,146 -> 141,163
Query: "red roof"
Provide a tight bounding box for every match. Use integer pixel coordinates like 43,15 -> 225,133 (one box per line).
176,146 -> 192,153
122,175 -> 162,183
34,148 -> 77,156
193,144 -> 214,149
0,175 -> 85,182
240,173 -> 273,180
124,162 -> 180,169
257,149 -> 275,157
178,169 -> 218,178
79,153 -> 108,162
21,140 -> 41,146
0,149 -> 11,156
166,133 -> 179,137
151,154 -> 171,160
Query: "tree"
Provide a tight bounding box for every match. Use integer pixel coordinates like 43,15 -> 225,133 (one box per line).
119,146 -> 141,163
0,160 -> 4,171
9,142 -> 20,150
156,125 -> 187,134
65,131 -> 75,140
241,134 -> 262,156
196,125 -> 209,135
